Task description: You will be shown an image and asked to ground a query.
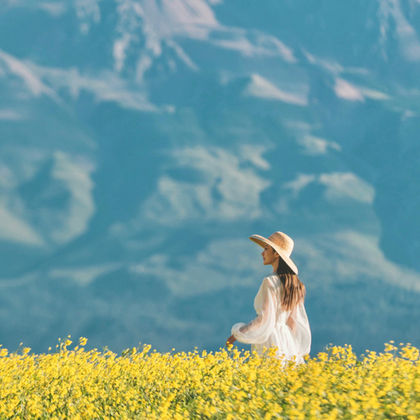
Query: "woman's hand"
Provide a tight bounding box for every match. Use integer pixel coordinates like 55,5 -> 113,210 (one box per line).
226,335 -> 236,347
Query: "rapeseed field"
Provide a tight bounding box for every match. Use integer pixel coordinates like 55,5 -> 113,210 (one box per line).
0,337 -> 418,419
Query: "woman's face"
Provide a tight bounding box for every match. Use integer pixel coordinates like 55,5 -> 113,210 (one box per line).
261,245 -> 278,265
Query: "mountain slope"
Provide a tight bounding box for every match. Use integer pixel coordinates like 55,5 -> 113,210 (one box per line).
0,0 -> 419,354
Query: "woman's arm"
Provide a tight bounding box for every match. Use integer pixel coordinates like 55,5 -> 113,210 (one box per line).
287,301 -> 311,355
286,312 -> 296,331
231,278 -> 277,345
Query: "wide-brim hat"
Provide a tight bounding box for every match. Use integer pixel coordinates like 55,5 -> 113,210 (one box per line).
249,231 -> 298,274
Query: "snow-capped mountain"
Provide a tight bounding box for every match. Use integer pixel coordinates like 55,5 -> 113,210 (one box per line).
0,0 -> 419,354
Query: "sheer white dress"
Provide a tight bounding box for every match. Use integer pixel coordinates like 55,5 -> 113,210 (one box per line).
231,274 -> 311,363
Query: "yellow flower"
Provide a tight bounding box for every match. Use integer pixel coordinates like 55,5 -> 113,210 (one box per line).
79,337 -> 88,346
0,338 -> 417,419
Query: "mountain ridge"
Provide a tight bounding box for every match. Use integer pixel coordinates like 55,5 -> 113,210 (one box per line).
0,0 -> 419,354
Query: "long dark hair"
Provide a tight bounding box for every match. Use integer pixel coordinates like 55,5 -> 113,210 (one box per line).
275,255 -> 306,311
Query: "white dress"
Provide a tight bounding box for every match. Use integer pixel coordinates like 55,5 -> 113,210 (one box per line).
231,274 -> 311,363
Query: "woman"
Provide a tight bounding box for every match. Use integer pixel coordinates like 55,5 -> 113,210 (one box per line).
226,231 -> 311,364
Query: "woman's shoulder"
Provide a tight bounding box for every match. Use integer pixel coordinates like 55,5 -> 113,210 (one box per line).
262,274 -> 280,289
265,273 -> 280,280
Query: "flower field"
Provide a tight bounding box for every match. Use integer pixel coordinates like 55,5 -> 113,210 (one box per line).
0,338 -> 418,419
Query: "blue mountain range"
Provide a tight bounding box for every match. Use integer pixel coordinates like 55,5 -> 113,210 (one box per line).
0,0 -> 419,355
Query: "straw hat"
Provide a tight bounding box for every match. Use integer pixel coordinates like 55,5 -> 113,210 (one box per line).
249,231 -> 298,274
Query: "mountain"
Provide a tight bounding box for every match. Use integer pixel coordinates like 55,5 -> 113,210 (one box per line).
0,0 -> 419,354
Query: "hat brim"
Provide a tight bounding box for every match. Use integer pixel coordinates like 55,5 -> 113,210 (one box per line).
249,234 -> 298,275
